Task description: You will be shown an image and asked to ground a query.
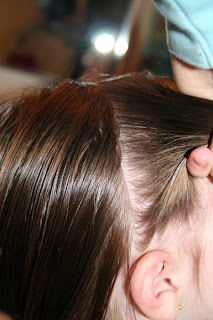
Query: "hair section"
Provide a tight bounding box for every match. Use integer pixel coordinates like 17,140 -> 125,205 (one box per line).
0,81 -> 127,320
100,73 -> 213,246
1,73 -> 213,320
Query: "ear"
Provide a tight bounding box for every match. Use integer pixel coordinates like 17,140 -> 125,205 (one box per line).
130,250 -> 181,320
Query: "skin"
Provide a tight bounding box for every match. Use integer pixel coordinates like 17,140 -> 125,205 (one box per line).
187,145 -> 213,178
171,55 -> 213,101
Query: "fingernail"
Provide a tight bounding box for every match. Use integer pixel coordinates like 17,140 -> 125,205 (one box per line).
194,159 -> 207,168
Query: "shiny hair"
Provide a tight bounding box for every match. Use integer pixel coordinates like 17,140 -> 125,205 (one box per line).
0,73 -> 212,320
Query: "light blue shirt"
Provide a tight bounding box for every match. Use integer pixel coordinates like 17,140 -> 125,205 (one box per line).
153,0 -> 213,69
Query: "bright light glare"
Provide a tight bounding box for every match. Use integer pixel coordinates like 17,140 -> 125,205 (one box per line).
114,38 -> 129,56
94,33 -> 115,54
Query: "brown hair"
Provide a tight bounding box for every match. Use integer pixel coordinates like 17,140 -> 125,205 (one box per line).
0,73 -> 213,319
0,82 -> 127,319
100,74 -> 213,245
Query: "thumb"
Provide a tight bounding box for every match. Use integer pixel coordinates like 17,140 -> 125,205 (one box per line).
186,146 -> 213,178
171,55 -> 213,101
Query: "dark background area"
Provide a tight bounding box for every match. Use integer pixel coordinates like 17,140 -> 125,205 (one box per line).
0,0 -> 172,92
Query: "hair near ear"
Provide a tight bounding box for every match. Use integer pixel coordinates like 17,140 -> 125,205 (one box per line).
100,73 -> 213,247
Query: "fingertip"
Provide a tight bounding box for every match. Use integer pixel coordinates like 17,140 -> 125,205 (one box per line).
186,147 -> 213,178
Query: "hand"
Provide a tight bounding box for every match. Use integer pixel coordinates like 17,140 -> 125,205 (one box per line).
171,55 -> 213,101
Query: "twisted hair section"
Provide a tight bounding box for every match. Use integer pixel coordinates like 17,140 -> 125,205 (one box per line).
99,73 -> 213,247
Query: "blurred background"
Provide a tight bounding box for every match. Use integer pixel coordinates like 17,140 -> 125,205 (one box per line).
0,0 -> 172,93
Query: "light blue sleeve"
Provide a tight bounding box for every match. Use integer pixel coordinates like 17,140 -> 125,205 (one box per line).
152,0 -> 213,69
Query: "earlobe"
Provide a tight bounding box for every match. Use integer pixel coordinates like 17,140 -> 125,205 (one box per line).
130,250 -> 181,320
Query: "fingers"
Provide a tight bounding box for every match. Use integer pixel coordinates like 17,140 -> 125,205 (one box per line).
171,55 -> 213,100
186,146 -> 213,178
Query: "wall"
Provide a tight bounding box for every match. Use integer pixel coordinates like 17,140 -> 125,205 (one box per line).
0,0 -> 40,64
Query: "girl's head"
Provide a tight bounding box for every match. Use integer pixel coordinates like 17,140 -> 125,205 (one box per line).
0,73 -> 213,320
